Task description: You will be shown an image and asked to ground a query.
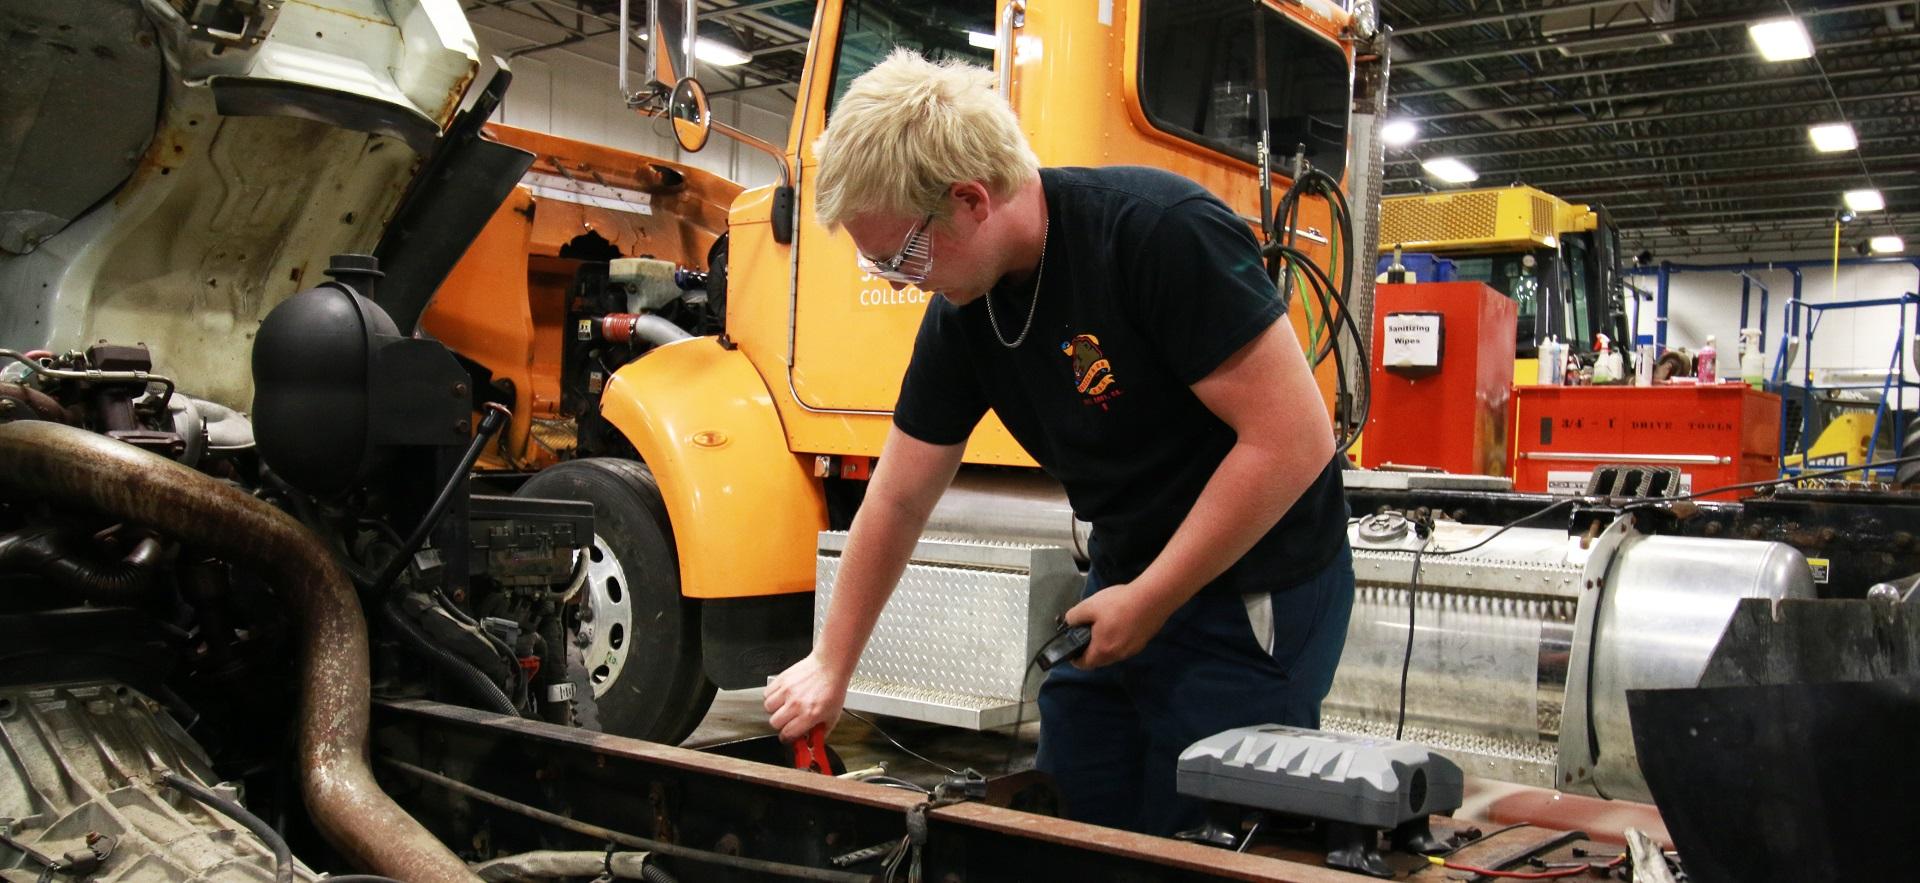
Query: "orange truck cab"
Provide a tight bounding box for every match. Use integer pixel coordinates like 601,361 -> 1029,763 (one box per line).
425,0 -> 1380,743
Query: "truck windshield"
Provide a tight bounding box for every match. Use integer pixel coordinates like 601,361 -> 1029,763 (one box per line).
1138,0 -> 1350,180
1453,250 -> 1558,355
828,0 -> 996,114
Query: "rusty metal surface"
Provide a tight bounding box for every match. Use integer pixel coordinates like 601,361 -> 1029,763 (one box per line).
0,381 -> 71,423
1442,824 -> 1587,873
0,421 -> 477,882
378,698 -> 1440,882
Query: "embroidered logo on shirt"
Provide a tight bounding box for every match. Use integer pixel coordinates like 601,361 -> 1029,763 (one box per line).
1062,334 -> 1123,407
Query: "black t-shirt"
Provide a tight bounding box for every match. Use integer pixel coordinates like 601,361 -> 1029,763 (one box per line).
893,166 -> 1348,595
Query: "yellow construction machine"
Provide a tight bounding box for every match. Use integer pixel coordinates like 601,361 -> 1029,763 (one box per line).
1379,185 -> 1632,384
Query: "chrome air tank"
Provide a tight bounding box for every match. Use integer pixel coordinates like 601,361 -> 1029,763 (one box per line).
1326,512 -> 1813,802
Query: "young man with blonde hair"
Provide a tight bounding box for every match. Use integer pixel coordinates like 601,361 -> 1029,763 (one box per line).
764,49 -> 1353,836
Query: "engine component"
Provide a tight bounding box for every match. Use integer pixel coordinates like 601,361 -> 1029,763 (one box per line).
0,380 -> 69,424
252,253 -> 470,497
1180,725 -> 1462,829
0,345 -> 182,458
0,527 -> 162,603
0,420 -> 476,881
1325,512 -> 1814,802
608,256 -> 684,311
1178,725 -> 1463,876
0,682 -> 299,882
168,394 -> 256,468
467,494 -> 591,588
592,312 -> 694,348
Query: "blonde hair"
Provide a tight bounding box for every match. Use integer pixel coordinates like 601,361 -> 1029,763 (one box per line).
812,48 -> 1039,229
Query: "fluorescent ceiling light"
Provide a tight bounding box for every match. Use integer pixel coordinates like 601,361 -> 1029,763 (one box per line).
694,37 -> 752,67
966,30 -> 997,50
1871,235 -> 1906,254
1748,17 -> 1813,62
1808,123 -> 1857,152
1844,189 -> 1885,212
1380,119 -> 1418,147
1421,157 -> 1479,184
636,32 -> 753,67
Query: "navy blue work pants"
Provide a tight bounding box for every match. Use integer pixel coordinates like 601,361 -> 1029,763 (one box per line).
1033,543 -> 1354,836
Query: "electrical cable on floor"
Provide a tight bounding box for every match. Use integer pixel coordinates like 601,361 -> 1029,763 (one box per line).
842,710 -> 958,776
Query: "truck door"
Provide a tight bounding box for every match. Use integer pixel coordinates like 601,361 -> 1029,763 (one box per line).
788,1 -> 997,415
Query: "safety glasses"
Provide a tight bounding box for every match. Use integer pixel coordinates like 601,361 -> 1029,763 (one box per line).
855,214 -> 935,285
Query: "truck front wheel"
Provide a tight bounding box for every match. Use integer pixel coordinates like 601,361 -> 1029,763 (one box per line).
516,458 -> 715,744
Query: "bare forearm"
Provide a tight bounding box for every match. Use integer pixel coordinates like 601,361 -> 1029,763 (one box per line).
813,491 -> 933,675
812,429 -> 964,675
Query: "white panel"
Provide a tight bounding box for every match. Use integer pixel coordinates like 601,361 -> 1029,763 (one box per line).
1650,262 -> 1920,401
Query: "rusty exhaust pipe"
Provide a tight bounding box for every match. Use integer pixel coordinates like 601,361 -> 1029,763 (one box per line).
0,421 -> 478,882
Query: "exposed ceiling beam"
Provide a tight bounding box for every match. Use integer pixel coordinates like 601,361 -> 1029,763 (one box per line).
1389,0 -> 1648,37
1385,136 -> 1912,184
1414,89 -> 1920,145
1537,155 -> 1920,195
1398,0 -> 1913,70
1409,65 -> 1920,123
707,0 -> 806,20
1390,34 -> 1920,100
1609,183 -> 1920,212
1383,112 -> 1920,164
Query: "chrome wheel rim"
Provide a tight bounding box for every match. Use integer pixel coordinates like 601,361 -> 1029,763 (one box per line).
577,535 -> 636,698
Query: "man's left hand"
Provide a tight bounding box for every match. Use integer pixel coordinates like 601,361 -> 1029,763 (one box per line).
1062,582 -> 1175,669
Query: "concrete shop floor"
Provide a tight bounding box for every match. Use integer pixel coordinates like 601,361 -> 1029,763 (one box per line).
684,689 -> 1040,784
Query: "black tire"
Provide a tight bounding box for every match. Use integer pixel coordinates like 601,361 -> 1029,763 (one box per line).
516,458 -> 715,743
1898,421 -> 1920,488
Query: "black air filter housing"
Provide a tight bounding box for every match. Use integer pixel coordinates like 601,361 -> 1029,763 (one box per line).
252,254 -> 470,496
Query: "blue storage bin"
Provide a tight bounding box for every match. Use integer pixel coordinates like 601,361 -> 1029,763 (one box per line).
1375,253 -> 1457,282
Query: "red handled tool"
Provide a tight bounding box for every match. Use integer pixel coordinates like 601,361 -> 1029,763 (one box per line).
793,724 -> 834,776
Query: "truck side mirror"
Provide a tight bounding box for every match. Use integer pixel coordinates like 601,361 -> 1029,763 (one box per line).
668,77 -> 711,153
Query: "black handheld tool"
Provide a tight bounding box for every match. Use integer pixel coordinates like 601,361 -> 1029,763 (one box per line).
1036,623 -> 1093,671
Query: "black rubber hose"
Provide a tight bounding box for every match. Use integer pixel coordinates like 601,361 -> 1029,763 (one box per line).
0,527 -> 162,602
381,598 -> 520,717
641,863 -> 682,883
161,772 -> 294,883
369,406 -> 508,597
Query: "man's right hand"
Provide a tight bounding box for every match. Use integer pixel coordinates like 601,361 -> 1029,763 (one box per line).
764,653 -> 849,744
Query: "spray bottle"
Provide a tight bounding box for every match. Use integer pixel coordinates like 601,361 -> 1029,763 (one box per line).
1592,334 -> 1623,384
1739,328 -> 1765,389
1698,335 -> 1718,383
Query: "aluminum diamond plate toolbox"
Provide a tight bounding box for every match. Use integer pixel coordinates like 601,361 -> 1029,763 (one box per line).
816,531 -> 1083,729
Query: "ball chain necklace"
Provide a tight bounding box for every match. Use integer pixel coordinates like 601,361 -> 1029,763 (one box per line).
985,218 -> 1048,349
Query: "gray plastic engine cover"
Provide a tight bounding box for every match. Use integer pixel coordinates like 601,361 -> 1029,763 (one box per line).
1176,725 -> 1463,829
